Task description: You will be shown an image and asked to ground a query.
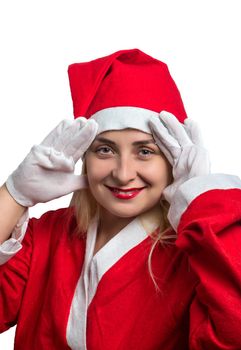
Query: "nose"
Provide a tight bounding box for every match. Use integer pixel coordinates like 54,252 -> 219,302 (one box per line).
111,156 -> 137,185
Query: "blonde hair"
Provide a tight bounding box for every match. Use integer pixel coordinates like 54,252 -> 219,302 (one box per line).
69,164 -> 175,291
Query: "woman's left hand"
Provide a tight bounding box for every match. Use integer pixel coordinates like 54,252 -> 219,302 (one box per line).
149,111 -> 210,204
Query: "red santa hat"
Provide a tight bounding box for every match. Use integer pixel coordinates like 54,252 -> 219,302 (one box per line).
68,48 -> 187,134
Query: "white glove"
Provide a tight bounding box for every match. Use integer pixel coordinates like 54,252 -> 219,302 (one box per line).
149,111 -> 210,204
6,117 -> 98,207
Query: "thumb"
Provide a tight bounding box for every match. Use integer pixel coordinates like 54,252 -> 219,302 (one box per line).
69,174 -> 89,191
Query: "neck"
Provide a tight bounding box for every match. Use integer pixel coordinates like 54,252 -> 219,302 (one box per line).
98,209 -> 134,240
93,205 -> 162,256
93,209 -> 134,255
97,204 -> 162,240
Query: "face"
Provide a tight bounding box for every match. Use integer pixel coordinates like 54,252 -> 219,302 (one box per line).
85,129 -> 172,221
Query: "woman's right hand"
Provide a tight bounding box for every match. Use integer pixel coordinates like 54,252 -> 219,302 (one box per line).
6,117 -> 98,207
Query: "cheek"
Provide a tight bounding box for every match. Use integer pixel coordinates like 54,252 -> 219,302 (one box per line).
86,157 -> 112,186
141,158 -> 172,186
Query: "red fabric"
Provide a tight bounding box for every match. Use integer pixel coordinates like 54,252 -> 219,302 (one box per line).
68,49 -> 187,122
177,189 -> 241,349
1,189 -> 241,349
0,209 -> 85,349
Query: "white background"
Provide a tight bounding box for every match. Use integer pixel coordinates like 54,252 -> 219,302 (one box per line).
0,0 -> 241,348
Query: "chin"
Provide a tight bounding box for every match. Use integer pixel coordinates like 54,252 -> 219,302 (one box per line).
107,209 -> 139,218
103,203 -> 153,219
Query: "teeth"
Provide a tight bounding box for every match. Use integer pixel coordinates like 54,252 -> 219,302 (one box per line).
108,187 -> 144,194
117,191 -> 133,194
112,188 -> 139,194
113,189 -> 132,194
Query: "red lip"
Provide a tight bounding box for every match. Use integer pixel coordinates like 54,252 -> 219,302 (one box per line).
105,185 -> 146,200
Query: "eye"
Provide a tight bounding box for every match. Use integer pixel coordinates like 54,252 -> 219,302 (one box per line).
138,148 -> 155,158
96,146 -> 114,156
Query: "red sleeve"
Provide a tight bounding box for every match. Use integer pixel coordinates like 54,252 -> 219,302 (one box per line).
0,220 -> 33,333
176,188 -> 241,349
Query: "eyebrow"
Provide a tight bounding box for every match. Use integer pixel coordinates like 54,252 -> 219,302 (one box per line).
94,136 -> 156,146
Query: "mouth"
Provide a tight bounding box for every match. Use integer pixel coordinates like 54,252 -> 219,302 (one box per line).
105,185 -> 147,200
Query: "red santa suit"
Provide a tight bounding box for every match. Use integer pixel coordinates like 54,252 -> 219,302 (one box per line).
1,174 -> 241,349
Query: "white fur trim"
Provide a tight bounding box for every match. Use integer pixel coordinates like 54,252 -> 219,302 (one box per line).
0,209 -> 29,265
90,106 -> 159,134
168,173 -> 241,231
66,218 -> 98,350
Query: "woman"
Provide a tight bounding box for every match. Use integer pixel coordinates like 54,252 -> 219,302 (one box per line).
1,49 -> 241,349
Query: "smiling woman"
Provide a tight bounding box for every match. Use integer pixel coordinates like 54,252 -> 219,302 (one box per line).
86,130 -> 170,220
71,128 -> 172,257
1,49 -> 241,350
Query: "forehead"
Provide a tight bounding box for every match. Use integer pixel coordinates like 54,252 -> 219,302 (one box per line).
94,128 -> 154,143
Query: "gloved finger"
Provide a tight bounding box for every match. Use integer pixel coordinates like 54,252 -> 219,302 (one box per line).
184,119 -> 204,147
149,117 -> 180,149
41,119 -> 73,147
186,146 -> 211,177
53,117 -> 89,152
149,118 -> 180,161
151,129 -> 175,165
31,145 -> 75,171
65,174 -> 89,191
65,119 -> 98,162
48,174 -> 89,199
159,111 -> 192,147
